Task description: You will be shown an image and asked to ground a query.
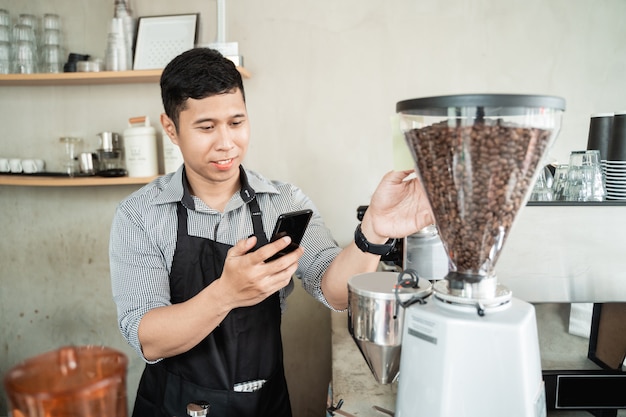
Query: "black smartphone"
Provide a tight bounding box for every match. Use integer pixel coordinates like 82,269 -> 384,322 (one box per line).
265,209 -> 313,262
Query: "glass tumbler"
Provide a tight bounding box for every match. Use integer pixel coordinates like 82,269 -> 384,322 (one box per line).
564,150 -> 605,201
530,167 -> 553,201
42,13 -> 61,31
40,43 -> 62,72
0,40 -> 10,74
12,23 -> 36,45
17,13 -> 38,35
11,40 -> 37,73
551,164 -> 569,201
0,24 -> 10,43
0,9 -> 11,27
41,28 -> 61,46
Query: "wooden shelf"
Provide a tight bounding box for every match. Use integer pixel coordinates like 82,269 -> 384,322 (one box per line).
0,66 -> 250,86
0,70 -> 162,86
0,175 -> 158,187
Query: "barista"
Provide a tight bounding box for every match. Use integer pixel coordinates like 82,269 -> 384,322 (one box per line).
109,47 -> 434,417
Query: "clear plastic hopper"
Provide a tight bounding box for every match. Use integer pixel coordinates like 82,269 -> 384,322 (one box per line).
397,94 -> 565,302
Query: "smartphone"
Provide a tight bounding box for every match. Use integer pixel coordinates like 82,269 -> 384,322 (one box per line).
265,209 -> 313,262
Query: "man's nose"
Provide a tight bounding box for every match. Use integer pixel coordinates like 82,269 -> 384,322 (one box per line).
215,126 -> 235,150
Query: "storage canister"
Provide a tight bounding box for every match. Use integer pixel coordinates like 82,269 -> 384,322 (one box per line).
123,116 -> 159,177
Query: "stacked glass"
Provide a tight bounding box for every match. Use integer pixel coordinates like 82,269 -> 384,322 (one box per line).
0,11 -> 64,74
0,9 -> 10,74
11,14 -> 38,73
40,13 -> 63,73
562,150 -> 606,202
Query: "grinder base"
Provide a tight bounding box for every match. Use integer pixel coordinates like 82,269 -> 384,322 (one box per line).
396,296 -> 545,417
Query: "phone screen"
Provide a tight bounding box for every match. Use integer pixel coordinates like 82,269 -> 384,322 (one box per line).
265,209 -> 313,262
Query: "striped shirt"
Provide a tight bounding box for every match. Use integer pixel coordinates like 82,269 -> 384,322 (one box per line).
109,166 -> 342,362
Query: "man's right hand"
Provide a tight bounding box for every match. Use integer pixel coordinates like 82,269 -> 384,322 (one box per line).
217,236 -> 303,309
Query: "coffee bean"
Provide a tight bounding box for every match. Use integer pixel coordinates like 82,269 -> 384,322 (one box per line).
405,120 -> 552,278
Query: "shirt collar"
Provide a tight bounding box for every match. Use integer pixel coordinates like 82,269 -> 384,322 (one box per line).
151,164 -> 279,210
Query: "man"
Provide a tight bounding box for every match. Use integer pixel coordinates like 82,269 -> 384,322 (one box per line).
110,47 -> 433,417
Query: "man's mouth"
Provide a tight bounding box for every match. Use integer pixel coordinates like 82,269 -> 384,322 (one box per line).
212,158 -> 235,170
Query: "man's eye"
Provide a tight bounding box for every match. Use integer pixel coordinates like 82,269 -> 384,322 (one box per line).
199,125 -> 214,130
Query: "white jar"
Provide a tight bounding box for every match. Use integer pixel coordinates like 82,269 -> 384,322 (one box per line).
123,116 -> 158,177
161,129 -> 184,173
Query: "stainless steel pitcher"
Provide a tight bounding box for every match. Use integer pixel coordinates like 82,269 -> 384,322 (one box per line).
348,271 -> 432,384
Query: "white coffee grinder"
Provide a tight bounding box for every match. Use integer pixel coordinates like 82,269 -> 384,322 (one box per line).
394,94 -> 566,417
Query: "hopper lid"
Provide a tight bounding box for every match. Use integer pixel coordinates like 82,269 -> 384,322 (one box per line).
397,94 -> 566,115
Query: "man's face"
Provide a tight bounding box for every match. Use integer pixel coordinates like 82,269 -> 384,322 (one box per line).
162,89 -> 250,188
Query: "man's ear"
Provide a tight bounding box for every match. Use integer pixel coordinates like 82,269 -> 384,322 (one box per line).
160,113 -> 179,146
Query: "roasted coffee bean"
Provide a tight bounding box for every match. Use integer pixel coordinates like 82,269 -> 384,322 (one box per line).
405,120 -> 552,277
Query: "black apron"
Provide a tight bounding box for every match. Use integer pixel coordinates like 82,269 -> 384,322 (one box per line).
132,168 -> 292,417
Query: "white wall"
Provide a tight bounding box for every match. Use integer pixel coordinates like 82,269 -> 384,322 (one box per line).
1,0 -> 625,415
2,0 -> 624,244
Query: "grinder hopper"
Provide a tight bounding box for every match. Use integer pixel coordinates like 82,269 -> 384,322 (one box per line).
397,94 -> 565,300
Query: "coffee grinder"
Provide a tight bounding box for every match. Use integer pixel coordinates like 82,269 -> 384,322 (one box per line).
394,94 -> 565,416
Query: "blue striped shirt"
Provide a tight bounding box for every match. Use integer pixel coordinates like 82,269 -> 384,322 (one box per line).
109,166 -> 341,362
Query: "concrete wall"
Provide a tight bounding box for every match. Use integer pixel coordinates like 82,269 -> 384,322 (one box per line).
1,0 -> 625,416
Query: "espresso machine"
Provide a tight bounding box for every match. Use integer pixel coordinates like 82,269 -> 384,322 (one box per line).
350,94 -> 566,417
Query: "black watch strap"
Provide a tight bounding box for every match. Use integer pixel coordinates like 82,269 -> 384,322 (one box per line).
354,224 -> 397,256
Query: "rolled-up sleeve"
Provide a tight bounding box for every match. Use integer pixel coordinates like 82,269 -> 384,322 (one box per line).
110,201 -> 172,363
286,186 -> 343,310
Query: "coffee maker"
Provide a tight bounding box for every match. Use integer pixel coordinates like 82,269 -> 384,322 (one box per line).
97,131 -> 127,177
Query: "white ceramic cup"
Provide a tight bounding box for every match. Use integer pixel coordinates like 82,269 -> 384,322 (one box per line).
9,158 -> 22,173
21,159 -> 41,173
0,158 -> 9,172
34,159 -> 45,172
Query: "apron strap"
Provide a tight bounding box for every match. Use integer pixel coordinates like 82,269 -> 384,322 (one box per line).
238,166 -> 269,247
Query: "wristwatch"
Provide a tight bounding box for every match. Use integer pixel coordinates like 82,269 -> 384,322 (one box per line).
354,224 -> 397,256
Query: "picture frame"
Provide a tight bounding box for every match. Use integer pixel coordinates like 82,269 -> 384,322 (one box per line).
588,303 -> 626,370
133,13 -> 198,70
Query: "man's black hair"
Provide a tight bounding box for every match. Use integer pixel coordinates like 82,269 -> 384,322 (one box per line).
160,48 -> 245,130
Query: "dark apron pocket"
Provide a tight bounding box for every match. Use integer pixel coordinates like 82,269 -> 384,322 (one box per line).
163,371 -> 228,417
162,369 -> 292,417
